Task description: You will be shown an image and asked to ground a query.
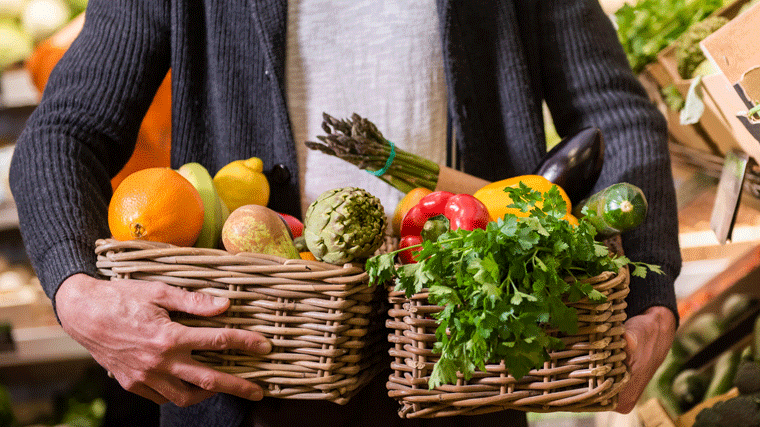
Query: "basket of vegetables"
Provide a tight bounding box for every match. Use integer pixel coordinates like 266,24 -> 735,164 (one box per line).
366,181 -> 657,418
305,112 -> 659,416
96,164 -> 393,404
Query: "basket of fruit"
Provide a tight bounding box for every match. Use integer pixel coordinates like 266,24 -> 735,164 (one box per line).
96,163 -> 392,404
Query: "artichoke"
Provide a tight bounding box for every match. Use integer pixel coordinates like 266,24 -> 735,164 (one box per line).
304,187 -> 387,264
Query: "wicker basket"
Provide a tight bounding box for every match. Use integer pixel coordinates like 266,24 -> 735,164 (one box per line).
94,238 -> 388,405
385,238 -> 631,418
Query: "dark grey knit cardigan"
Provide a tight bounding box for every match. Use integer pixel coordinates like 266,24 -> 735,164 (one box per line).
9,0 -> 681,425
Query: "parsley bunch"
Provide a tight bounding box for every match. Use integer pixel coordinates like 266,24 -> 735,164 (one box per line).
367,183 -> 661,389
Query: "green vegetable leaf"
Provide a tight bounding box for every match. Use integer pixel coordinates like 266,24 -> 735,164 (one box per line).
365,252 -> 395,286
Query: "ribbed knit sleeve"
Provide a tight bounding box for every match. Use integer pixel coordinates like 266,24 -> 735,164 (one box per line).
538,0 -> 682,322
9,0 -> 171,311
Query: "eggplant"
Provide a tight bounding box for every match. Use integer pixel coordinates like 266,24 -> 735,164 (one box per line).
533,127 -> 604,205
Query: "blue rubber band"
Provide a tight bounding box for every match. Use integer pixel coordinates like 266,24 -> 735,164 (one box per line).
368,140 -> 396,176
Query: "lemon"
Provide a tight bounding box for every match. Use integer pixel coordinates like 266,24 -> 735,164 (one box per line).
213,157 -> 270,212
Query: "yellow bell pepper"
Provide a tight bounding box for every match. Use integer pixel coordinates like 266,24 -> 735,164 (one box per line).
473,175 -> 577,225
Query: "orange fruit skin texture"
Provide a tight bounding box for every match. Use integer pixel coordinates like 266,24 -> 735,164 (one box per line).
473,175 -> 577,225
108,168 -> 205,247
391,187 -> 433,236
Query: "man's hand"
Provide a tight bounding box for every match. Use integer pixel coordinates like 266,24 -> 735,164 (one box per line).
56,273 -> 272,407
616,306 -> 677,414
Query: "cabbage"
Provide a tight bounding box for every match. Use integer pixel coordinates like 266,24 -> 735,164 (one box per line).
0,19 -> 32,69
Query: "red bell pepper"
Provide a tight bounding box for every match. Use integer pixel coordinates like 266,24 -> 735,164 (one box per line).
398,191 -> 491,263
398,235 -> 423,265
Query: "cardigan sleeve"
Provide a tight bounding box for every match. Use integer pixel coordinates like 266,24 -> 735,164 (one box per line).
9,0 -> 171,312
538,0 -> 682,323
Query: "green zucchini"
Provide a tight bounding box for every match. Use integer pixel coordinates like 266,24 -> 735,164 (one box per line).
573,182 -> 648,236
720,293 -> 753,328
672,369 -> 708,412
704,349 -> 741,399
685,313 -> 723,347
646,349 -> 685,418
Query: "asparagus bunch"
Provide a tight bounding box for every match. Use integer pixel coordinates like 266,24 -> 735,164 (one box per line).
305,113 -> 440,193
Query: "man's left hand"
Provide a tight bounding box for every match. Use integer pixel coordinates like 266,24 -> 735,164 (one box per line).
616,306 -> 677,414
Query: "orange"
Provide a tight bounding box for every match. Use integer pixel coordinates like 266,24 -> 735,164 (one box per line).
391,187 -> 433,236
108,167 -> 205,246
473,175 -> 575,223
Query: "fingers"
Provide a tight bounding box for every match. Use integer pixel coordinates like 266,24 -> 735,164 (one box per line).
126,383 -> 171,406
615,307 -> 677,414
120,371 -> 216,407
623,328 -> 639,369
172,324 -> 272,354
149,376 -> 217,407
150,283 -> 231,317
171,359 -> 265,402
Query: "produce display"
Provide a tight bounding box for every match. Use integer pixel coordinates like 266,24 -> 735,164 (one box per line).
0,0 -> 86,70
645,293 -> 759,420
613,0 -> 726,74
690,316 -> 760,426
673,16 -> 729,80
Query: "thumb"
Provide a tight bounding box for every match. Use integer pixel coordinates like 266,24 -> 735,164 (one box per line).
623,327 -> 640,369
151,283 -> 230,317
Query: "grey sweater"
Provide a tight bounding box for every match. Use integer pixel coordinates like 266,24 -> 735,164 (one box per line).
9,0 -> 681,425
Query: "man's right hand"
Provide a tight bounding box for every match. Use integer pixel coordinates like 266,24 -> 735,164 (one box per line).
56,273 -> 272,407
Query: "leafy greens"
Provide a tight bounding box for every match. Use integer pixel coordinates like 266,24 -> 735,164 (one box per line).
614,0 -> 724,74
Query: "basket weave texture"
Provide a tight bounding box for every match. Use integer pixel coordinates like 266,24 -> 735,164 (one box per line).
95,238 -> 388,405
385,238 -> 631,418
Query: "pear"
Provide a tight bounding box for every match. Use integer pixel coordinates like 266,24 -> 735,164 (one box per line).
178,162 -> 229,249
222,204 -> 299,259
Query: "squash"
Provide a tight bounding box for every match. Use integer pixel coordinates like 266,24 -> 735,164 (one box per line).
573,182 -> 647,236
